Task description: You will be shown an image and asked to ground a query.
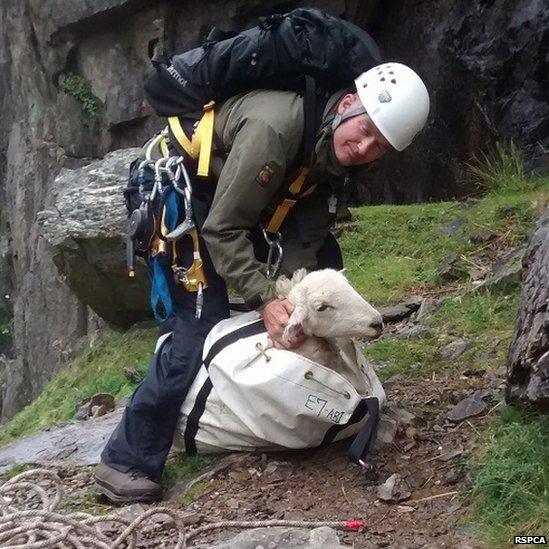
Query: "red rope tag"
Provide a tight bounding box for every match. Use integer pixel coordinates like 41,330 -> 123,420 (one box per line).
344,519 -> 365,531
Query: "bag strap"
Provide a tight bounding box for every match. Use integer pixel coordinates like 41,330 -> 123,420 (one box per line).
348,397 -> 380,465
264,75 -> 320,234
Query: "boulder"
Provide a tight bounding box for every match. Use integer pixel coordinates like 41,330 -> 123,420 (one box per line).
37,148 -> 151,327
507,209 -> 549,410
0,409 -> 123,472
378,297 -> 422,323
439,217 -> 467,237
439,339 -> 471,361
194,526 -> 350,549
437,254 -> 466,282
482,246 -> 526,292
446,391 -> 487,422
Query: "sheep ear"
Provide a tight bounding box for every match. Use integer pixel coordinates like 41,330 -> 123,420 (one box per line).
283,305 -> 307,343
291,268 -> 308,285
275,275 -> 293,299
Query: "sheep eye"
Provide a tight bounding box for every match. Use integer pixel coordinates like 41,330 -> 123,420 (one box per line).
316,304 -> 332,312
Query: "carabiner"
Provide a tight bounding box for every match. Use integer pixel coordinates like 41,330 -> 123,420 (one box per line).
195,283 -> 204,319
262,228 -> 283,279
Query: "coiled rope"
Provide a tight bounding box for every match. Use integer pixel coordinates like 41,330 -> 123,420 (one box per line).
0,469 -> 364,548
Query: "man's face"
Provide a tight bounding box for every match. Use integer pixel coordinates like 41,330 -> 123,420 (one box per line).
332,94 -> 391,166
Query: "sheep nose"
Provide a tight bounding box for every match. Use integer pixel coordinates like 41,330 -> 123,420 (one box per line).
370,320 -> 384,337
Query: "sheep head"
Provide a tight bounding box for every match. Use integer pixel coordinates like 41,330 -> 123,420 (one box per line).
281,269 -> 383,343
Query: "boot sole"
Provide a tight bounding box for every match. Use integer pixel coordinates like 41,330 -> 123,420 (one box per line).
94,479 -> 162,504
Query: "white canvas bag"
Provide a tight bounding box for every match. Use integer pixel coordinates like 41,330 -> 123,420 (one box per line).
169,311 -> 385,462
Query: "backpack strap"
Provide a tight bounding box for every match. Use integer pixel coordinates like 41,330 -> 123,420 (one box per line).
167,100 -> 216,177
264,75 -> 321,234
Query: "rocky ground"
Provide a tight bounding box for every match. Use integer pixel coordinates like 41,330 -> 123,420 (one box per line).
0,203 -> 532,547
0,324 -> 502,547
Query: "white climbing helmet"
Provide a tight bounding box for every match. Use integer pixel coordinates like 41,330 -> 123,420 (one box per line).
355,62 -> 430,151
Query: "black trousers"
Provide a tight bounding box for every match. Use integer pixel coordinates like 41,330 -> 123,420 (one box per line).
101,232 -> 343,480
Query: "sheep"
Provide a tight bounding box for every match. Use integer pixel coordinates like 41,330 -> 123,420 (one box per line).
274,268 -> 383,388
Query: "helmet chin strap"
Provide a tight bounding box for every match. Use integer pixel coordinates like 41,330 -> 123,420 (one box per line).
331,105 -> 367,131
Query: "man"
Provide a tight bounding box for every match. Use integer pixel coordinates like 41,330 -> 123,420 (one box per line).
95,62 -> 429,503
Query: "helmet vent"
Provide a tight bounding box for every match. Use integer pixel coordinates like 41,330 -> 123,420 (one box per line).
391,79 -> 396,84
389,71 -> 394,75
380,77 -> 385,81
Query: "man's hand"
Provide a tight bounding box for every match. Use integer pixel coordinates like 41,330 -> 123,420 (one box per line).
261,298 -> 305,349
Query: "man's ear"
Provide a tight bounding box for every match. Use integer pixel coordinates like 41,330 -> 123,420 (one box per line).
337,93 -> 358,115
283,305 -> 307,344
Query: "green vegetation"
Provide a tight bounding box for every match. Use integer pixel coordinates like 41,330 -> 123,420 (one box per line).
340,185 -> 547,305
161,454 -> 214,490
0,328 -> 156,445
58,72 -> 102,122
469,406 -> 549,547
364,337 -> 440,382
364,289 -> 520,383
0,309 -> 13,353
468,140 -> 532,196
432,290 -> 519,336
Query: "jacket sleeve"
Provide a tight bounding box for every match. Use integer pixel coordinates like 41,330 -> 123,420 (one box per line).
201,115 -> 301,308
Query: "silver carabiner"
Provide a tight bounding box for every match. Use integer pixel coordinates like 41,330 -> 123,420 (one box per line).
262,228 -> 283,279
151,157 -> 168,201
195,283 -> 204,319
165,160 -> 196,241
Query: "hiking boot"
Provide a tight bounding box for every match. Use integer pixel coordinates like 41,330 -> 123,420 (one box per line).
94,462 -> 162,503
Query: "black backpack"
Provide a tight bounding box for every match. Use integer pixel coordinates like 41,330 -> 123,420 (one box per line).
144,8 -> 381,118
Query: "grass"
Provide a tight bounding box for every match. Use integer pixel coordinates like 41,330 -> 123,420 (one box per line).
469,406 -> 549,547
161,454 -> 215,490
364,337 -> 441,382
0,328 -> 157,445
339,182 -> 548,306
467,141 -> 534,196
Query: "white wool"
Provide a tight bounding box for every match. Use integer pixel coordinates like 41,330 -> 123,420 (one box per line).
275,269 -> 383,380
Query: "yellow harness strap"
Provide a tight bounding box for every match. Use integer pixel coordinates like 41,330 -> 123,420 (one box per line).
167,101 -> 215,177
168,116 -> 193,156
193,101 -> 215,177
265,167 -> 310,234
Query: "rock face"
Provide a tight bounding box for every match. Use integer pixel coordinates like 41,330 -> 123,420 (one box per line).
507,209 -> 549,410
0,0 -> 547,419
0,1 -> 163,419
353,0 -> 549,204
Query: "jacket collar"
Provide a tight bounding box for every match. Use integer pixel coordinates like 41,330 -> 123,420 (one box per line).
310,91 -> 348,187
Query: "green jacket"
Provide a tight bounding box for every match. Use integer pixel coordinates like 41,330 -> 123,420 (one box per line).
202,89 -> 347,308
